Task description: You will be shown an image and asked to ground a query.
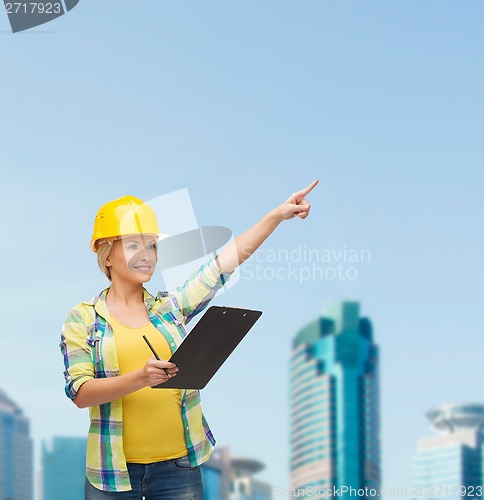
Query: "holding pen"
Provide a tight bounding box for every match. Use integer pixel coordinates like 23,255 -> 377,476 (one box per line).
142,335 -> 177,380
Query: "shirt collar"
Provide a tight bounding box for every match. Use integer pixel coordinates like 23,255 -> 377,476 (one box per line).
82,286 -> 156,320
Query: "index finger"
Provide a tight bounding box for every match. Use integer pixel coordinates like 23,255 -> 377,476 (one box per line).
295,179 -> 319,198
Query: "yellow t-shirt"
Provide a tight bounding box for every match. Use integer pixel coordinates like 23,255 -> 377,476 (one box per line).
111,314 -> 188,463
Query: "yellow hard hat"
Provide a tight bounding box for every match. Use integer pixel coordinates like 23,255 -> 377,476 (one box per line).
90,195 -> 170,253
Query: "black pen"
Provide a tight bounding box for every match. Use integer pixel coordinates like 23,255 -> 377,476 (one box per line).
142,335 -> 172,378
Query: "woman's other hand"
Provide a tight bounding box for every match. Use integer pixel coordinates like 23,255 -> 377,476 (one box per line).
143,356 -> 179,387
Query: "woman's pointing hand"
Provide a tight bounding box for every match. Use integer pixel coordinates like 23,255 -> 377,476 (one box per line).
275,179 -> 319,221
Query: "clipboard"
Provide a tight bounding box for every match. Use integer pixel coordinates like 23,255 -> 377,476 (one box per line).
151,305 -> 262,389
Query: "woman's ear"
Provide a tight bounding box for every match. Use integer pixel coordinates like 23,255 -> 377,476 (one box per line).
106,239 -> 118,267
105,246 -> 113,267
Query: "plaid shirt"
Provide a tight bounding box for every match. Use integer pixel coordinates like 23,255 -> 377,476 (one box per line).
60,255 -> 233,492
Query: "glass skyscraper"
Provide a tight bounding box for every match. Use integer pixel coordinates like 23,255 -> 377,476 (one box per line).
42,436 -> 87,500
289,301 -> 380,498
411,403 -> 484,500
0,387 -> 33,500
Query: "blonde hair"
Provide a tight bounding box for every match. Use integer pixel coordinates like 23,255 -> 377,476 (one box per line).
96,239 -> 115,281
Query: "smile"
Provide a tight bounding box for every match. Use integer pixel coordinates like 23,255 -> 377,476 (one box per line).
134,266 -> 151,272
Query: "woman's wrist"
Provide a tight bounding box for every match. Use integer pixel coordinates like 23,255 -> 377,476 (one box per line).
269,207 -> 285,225
133,368 -> 149,390
74,369 -> 148,408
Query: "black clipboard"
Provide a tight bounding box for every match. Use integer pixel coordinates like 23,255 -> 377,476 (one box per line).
152,305 -> 262,389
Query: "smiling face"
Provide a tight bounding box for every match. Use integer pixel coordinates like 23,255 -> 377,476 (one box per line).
105,234 -> 158,284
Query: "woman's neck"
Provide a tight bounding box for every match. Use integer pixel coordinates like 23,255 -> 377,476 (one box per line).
106,280 -> 144,308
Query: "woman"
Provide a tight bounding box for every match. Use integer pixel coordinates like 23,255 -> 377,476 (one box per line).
60,180 -> 318,500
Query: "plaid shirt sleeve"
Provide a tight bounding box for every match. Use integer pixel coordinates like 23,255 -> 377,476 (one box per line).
60,306 -> 95,402
168,255 -> 235,324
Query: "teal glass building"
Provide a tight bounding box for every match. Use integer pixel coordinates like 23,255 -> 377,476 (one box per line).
410,403 -> 484,500
202,446 -> 230,500
0,388 -> 33,500
42,436 -> 87,500
289,301 -> 380,497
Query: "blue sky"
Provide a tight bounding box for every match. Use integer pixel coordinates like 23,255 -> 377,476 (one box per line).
1,0 -> 484,496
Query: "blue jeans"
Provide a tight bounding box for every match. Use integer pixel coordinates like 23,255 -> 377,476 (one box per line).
84,455 -> 203,499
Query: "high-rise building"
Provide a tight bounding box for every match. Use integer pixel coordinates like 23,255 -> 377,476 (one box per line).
229,457 -> 272,500
0,388 -> 34,500
289,301 -> 380,497
410,403 -> 484,500
201,445 -> 272,500
202,446 -> 231,500
42,436 -> 87,500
